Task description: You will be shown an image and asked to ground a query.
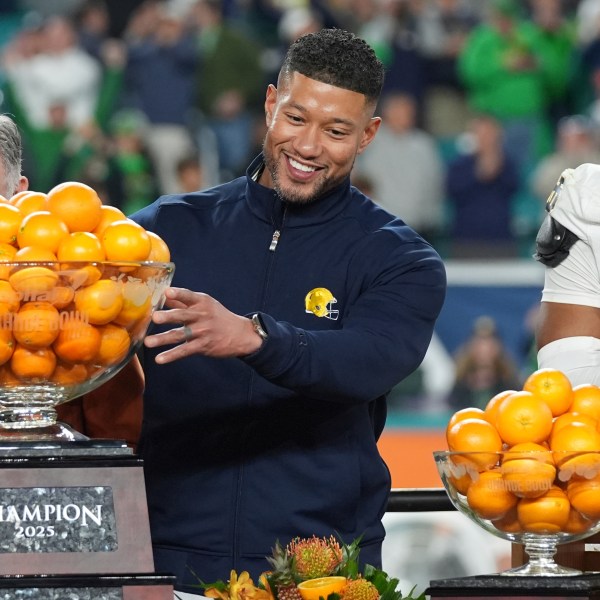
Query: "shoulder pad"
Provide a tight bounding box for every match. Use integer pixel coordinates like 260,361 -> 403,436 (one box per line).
533,213 -> 579,267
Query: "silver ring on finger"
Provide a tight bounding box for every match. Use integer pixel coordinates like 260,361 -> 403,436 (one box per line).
182,324 -> 193,343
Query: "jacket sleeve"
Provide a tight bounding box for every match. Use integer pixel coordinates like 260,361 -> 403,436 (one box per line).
243,236 -> 447,404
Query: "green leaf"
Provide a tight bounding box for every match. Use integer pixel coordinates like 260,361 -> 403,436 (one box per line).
186,565 -> 227,592
333,533 -> 362,578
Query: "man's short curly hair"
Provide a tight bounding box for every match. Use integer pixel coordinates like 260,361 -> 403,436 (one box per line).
279,29 -> 384,105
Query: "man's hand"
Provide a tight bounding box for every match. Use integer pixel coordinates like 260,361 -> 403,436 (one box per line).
144,287 -> 263,364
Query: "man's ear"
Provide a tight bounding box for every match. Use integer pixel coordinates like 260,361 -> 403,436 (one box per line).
16,175 -> 28,194
357,117 -> 381,155
264,84 -> 277,127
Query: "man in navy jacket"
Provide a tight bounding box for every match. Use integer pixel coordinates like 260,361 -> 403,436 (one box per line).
133,28 -> 447,596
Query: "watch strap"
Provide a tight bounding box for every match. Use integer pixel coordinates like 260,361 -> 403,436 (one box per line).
251,313 -> 268,341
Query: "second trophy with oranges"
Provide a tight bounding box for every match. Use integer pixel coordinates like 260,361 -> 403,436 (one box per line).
429,368 -> 600,598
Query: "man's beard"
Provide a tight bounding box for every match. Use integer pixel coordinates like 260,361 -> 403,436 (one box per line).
263,143 -> 348,205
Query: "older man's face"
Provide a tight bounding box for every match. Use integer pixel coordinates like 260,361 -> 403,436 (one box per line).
0,158 -> 27,200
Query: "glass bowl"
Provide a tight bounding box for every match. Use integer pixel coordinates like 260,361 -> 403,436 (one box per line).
0,260 -> 174,440
434,449 -> 600,576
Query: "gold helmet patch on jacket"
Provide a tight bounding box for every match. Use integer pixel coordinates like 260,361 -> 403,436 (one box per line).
305,288 -> 339,320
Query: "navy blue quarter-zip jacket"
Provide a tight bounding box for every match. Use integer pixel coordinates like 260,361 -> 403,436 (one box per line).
132,154 -> 447,591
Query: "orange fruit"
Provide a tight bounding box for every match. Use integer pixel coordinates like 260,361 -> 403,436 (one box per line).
13,245 -> 57,262
550,422 -> 600,471
446,407 -> 486,437
492,507 -> 522,534
10,344 -> 56,380
48,285 -> 75,309
57,231 -> 105,263
448,471 -> 473,496
564,507 -> 594,534
12,191 -> 48,216
51,361 -> 89,385
9,264 -> 58,296
501,442 -> 556,498
113,280 -> 152,328
0,242 -> 17,280
95,323 -> 131,366
101,220 -> 151,262
74,278 -> 123,325
517,485 -> 570,533
0,203 -> 22,245
446,417 -> 503,452
147,230 -> 170,262
8,190 -> 32,205
446,417 -> 503,470
566,473 -> 600,519
483,390 -> 517,426
47,181 -> 102,232
57,232 -> 105,288
61,264 -> 103,289
523,368 -> 573,417
0,280 -> 21,315
92,205 -> 126,239
0,326 -> 15,366
0,364 -> 19,385
466,469 -> 518,521
550,411 -> 598,446
9,246 -> 59,297
550,421 -> 600,454
494,390 -> 553,445
53,314 -> 101,363
297,577 -> 347,600
12,301 -> 60,348
569,384 -> 600,422
17,211 -> 69,253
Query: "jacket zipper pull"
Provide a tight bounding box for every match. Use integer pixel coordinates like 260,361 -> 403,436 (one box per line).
269,230 -> 281,252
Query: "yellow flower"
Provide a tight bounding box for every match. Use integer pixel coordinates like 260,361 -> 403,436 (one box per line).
205,570 -> 273,600
205,586 -> 230,600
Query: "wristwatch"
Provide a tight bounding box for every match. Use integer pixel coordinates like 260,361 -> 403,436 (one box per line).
251,313 -> 268,341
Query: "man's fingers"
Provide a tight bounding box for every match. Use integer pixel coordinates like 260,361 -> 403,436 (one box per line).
164,287 -> 198,306
163,297 -> 188,309
152,307 -> 192,326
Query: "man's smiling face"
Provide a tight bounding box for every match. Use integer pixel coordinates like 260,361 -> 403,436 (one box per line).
259,72 -> 380,204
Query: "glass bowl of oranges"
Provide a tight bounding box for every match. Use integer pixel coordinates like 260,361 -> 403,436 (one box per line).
434,448 -> 600,576
435,368 -> 600,576
0,182 -> 175,440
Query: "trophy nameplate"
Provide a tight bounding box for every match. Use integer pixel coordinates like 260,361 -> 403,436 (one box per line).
0,440 -> 154,575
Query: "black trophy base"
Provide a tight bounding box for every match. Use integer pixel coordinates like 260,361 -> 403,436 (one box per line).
0,573 -> 175,599
426,573 -> 600,599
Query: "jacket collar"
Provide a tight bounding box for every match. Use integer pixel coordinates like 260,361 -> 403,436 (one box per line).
245,153 -> 353,227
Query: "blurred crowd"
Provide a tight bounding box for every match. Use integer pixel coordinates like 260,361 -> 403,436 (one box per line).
1,0 -> 600,259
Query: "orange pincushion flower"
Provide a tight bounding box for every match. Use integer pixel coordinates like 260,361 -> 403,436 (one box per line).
287,535 -> 343,580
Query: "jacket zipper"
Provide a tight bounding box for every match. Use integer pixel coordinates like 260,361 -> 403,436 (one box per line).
269,205 -> 287,252
269,230 -> 281,251
234,201 -> 286,566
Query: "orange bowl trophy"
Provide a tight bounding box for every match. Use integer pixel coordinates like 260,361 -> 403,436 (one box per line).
434,448 -> 600,577
0,259 -> 174,440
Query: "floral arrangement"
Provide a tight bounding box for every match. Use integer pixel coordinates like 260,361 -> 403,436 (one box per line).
201,535 -> 425,600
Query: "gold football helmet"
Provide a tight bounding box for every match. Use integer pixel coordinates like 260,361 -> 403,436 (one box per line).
305,288 -> 339,320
